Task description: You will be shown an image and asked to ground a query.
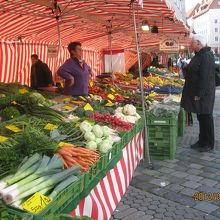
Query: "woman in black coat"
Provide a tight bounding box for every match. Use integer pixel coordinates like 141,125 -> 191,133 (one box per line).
181,35 -> 216,152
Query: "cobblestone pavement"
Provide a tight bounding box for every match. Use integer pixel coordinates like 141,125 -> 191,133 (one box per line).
111,90 -> 220,220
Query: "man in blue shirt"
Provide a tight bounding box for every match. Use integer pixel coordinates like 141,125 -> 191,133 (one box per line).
58,42 -> 92,96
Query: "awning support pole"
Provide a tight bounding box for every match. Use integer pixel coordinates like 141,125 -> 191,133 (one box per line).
132,2 -> 152,168
56,17 -> 62,66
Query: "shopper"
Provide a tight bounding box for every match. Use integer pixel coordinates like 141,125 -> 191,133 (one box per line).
57,42 -> 92,96
177,52 -> 187,78
181,34 -> 216,152
30,54 -> 53,89
167,57 -> 173,69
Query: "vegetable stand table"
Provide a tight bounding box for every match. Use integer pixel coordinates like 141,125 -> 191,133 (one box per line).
66,131 -> 144,220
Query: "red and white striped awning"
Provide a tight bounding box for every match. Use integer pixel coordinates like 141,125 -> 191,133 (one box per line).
0,0 -> 189,50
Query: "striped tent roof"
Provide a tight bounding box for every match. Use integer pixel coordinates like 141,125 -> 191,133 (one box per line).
0,0 -> 190,50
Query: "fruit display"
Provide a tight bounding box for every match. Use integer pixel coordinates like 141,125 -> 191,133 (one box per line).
148,66 -> 179,77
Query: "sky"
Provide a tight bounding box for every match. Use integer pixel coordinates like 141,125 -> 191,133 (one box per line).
185,0 -> 201,11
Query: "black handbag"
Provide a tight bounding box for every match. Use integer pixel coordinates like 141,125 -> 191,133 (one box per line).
216,64 -> 220,86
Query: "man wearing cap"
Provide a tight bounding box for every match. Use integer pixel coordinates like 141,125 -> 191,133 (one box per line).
58,42 -> 92,96
181,34 -> 216,152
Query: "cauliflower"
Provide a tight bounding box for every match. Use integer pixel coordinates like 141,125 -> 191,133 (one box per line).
115,112 -> 127,122
122,104 -> 137,116
124,115 -> 138,124
115,107 -> 123,114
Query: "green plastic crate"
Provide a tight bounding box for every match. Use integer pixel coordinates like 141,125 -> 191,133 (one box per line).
147,115 -> 177,160
178,109 -> 186,137
84,158 -> 104,189
0,174 -> 84,220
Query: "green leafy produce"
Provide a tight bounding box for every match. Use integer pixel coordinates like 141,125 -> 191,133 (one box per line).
54,122 -> 85,144
0,83 -> 29,96
0,139 -> 21,177
29,92 -> 56,107
13,125 -> 58,155
0,107 -> 21,120
26,105 -> 65,122
147,101 -> 180,117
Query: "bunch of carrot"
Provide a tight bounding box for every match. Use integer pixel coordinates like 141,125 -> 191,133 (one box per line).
57,146 -> 100,172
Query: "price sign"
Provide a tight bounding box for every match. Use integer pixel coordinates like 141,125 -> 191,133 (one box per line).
107,94 -> 115,100
0,135 -> 8,143
89,81 -> 94,87
79,96 -> 87,101
84,103 -> 94,111
5,125 -> 21,133
58,142 -> 74,147
21,192 -> 51,214
105,100 -> 114,107
63,105 -> 73,110
83,120 -> 95,125
44,123 -> 58,130
63,97 -> 71,102
18,89 -> 28,94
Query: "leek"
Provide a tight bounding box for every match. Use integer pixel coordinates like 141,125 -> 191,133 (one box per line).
0,154 -> 41,191
0,163 -> 40,198
49,175 -> 78,199
7,153 -> 41,185
16,153 -> 41,175
7,166 -> 80,204
1,155 -> 62,199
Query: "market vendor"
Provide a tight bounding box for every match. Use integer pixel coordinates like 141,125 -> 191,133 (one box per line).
57,42 -> 92,96
30,54 -> 53,89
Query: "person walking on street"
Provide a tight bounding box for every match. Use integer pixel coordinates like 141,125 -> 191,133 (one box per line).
181,34 -> 216,152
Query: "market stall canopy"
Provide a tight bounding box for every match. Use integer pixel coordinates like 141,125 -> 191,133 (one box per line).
0,0 -> 190,50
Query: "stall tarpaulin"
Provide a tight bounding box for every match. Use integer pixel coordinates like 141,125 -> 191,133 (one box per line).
0,0 -> 189,84
70,131 -> 144,220
0,41 -> 103,85
0,0 -> 189,50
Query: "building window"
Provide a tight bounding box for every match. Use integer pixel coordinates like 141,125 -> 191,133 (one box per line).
215,37 -> 219,42
214,19 -> 218,24
215,28 -> 218,32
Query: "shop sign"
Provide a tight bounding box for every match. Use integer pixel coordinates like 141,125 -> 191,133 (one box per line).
160,38 -> 179,52
48,45 -> 57,58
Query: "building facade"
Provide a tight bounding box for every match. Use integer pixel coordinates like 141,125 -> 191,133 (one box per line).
187,0 -> 220,53
166,0 -> 186,22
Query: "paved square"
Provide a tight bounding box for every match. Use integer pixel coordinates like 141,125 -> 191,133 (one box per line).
111,90 -> 220,219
